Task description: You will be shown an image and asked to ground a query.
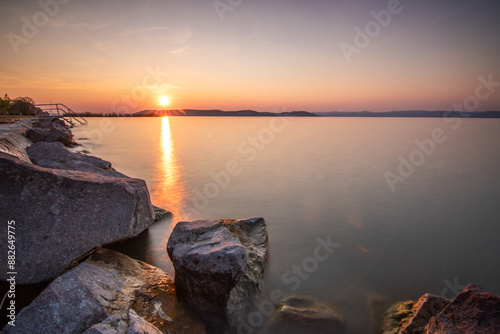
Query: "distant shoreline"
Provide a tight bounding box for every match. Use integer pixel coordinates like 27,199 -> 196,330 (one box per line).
79,109 -> 500,118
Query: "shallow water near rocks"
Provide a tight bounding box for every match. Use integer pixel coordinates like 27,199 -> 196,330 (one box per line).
73,117 -> 500,334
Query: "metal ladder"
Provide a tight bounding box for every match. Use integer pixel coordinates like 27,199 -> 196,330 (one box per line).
34,103 -> 88,126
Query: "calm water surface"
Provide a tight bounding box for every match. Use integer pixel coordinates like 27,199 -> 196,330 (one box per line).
73,117 -> 500,333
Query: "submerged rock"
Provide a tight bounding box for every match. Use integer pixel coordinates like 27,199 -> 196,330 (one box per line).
382,293 -> 450,334
0,152 -> 155,284
424,284 -> 500,333
167,218 -> 268,328
1,248 -> 205,334
262,295 -> 346,334
153,205 -> 172,222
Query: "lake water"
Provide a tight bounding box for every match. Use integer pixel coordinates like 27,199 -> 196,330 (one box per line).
72,116 -> 500,334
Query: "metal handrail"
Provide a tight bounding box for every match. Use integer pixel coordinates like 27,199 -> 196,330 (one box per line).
34,103 -> 88,126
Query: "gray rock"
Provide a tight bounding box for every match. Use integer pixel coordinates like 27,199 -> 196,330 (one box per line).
126,309 -> 163,334
0,131 -> 32,163
27,141 -> 128,178
262,295 -> 346,334
26,119 -> 74,146
2,262 -> 113,334
1,248 -> 206,334
25,127 -> 49,142
0,152 -> 154,283
382,293 -> 450,334
424,284 -> 500,334
167,218 -> 268,328
84,310 -> 163,334
84,314 -> 128,334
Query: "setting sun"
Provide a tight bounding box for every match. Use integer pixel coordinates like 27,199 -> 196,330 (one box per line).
159,96 -> 171,107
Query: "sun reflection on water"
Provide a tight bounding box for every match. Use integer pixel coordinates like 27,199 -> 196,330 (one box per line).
150,116 -> 187,220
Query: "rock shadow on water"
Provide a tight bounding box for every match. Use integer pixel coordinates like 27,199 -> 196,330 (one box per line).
105,206 -> 173,272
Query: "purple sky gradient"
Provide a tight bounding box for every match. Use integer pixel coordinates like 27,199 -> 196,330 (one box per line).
1,0 -> 499,113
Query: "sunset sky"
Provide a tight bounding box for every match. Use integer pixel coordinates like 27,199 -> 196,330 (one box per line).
1,0 -> 499,113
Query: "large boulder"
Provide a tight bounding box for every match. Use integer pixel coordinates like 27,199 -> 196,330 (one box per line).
27,141 -> 128,178
262,295 -> 346,334
382,293 -> 450,334
1,248 -> 206,334
167,218 -> 268,328
0,152 -> 155,284
424,284 -> 500,333
26,119 -> 74,146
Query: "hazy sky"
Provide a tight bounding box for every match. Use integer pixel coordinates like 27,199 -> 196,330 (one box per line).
1,0 -> 499,113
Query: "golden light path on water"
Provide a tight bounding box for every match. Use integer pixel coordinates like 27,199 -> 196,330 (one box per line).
151,116 -> 187,218
142,116 -> 189,271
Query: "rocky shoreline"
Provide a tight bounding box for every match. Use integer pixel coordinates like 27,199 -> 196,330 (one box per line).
1,118 -> 499,334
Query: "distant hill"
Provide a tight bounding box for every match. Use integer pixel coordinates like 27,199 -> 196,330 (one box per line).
134,109 -> 318,117
133,109 -> 500,118
318,110 -> 500,118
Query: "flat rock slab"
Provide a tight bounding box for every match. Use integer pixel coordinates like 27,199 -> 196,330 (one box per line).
1,248 -> 206,334
262,295 -> 346,334
27,141 -> 128,178
167,218 -> 268,329
0,152 -> 154,284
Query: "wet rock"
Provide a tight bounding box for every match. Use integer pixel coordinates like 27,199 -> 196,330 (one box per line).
1,249 -> 206,334
153,205 -> 172,222
27,141 -> 128,178
167,218 -> 268,328
0,152 -> 155,284
424,284 -> 500,333
26,119 -> 74,146
262,295 -> 346,334
382,293 -> 450,334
